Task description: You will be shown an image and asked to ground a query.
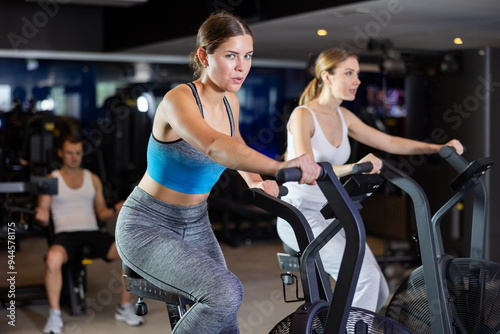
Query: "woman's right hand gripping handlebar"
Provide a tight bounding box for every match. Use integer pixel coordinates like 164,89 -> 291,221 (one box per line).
278,154 -> 321,185
356,153 -> 383,174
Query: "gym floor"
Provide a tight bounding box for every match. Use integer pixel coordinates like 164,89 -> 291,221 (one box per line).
0,223 -> 413,334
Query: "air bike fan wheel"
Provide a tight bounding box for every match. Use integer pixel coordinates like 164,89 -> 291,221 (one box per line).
270,303 -> 412,334
386,257 -> 500,334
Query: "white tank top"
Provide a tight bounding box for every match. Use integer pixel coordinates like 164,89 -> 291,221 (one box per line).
284,106 -> 351,210
51,169 -> 99,234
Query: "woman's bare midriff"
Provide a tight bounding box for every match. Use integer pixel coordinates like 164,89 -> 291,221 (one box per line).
138,172 -> 210,206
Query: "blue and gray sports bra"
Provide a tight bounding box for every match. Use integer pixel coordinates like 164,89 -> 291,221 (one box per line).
146,82 -> 235,194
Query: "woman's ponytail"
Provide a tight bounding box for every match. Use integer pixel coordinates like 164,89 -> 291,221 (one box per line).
299,77 -> 320,105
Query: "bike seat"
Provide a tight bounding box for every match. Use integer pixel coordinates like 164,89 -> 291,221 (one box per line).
122,263 -> 189,307
121,263 -> 192,328
123,263 -> 143,279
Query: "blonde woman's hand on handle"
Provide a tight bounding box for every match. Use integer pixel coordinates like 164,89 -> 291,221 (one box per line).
442,139 -> 464,155
357,153 -> 383,174
252,179 -> 281,197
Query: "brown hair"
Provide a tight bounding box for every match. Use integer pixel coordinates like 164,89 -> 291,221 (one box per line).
61,135 -> 82,148
299,48 -> 358,105
190,11 -> 253,78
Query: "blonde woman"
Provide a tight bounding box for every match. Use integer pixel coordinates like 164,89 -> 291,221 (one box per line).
277,48 -> 463,312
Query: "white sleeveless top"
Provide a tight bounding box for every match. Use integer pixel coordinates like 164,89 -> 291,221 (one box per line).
51,169 -> 99,234
284,106 -> 351,210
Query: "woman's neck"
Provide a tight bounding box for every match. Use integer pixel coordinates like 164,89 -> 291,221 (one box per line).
314,89 -> 342,114
310,95 -> 341,115
196,78 -> 226,108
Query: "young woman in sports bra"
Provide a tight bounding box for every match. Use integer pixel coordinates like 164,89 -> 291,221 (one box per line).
277,47 -> 463,312
115,12 -> 320,334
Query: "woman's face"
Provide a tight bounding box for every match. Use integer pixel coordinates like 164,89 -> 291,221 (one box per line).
205,34 -> 253,92
327,56 -> 361,101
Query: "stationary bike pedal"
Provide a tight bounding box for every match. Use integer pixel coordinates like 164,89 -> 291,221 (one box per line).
277,252 -> 299,272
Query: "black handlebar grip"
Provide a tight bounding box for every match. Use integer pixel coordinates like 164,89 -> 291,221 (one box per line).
242,186 -> 289,203
275,164 -> 326,183
439,145 -> 469,172
439,145 -> 456,158
276,167 -> 302,183
352,162 -> 373,174
439,145 -> 467,158
278,186 -> 288,197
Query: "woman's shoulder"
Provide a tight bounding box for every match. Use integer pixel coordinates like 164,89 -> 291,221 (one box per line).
165,83 -> 193,100
292,105 -> 314,116
159,83 -> 198,111
289,105 -> 315,131
290,105 -> 315,123
224,91 -> 239,104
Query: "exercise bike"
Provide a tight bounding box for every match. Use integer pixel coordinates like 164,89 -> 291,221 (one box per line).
243,162 -> 412,333
383,147 -> 500,333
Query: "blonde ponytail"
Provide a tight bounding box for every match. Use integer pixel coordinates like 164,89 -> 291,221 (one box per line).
299,77 -> 320,105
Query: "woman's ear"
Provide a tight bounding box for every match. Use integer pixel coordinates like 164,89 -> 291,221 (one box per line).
197,47 -> 208,67
320,70 -> 331,85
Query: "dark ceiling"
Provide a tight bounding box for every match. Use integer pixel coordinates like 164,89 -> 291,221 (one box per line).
101,0 -> 360,52
103,0 -> 500,65
1,0 -> 500,65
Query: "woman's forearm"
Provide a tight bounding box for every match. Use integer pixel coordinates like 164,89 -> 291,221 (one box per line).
206,136 -> 281,176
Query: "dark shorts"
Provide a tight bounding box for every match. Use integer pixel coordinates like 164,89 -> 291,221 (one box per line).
52,231 -> 115,262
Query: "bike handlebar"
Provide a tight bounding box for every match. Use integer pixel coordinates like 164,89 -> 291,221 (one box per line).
276,162 -> 373,183
439,146 -> 469,172
278,186 -> 288,197
352,162 -> 373,174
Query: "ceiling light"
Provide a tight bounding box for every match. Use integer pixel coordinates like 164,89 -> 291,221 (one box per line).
317,29 -> 327,36
454,37 -> 463,45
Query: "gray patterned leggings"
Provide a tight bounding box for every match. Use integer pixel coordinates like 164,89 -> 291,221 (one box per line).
115,187 -> 243,334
